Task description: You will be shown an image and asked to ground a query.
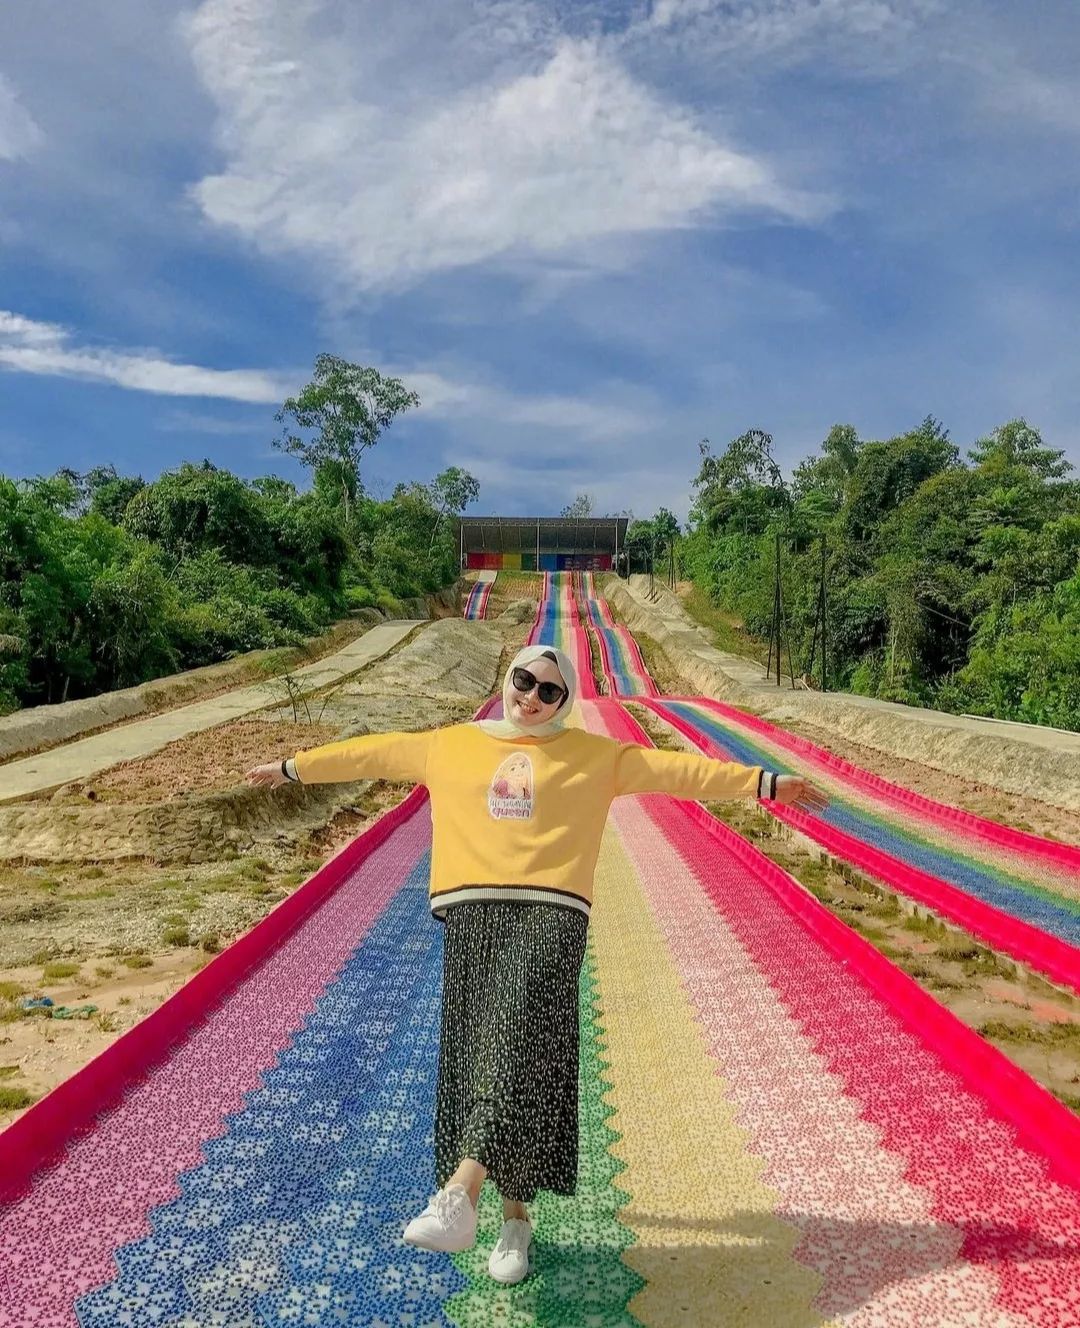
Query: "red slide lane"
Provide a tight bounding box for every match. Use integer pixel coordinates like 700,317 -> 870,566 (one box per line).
607,698 -> 1080,1194
639,694 -> 1080,997
0,696 -> 502,1207
682,695 -> 1080,874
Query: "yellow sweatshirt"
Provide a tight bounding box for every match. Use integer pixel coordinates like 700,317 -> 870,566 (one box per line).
292,723 -> 768,919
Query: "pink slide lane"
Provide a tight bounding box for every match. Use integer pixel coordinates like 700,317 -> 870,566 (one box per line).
602,700 -> 1080,1324
0,799 -> 432,1328
644,696 -> 1080,996
610,794 -> 1030,1324
687,696 -> 1080,877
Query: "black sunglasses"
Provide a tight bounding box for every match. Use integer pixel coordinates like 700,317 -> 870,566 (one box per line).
511,667 -> 567,706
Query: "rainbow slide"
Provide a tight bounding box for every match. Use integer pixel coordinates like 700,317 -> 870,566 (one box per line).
463,571 -> 496,619
577,571 -> 658,697
575,572 -> 1080,995
2,572 -> 1079,1325
639,697 -> 1080,997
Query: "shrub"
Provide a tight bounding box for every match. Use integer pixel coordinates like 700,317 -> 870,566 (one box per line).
41,962 -> 80,981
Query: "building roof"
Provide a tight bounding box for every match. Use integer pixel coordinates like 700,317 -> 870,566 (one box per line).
454,515 -> 629,553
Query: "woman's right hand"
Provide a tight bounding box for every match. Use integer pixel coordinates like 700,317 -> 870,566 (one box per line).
246,761 -> 289,789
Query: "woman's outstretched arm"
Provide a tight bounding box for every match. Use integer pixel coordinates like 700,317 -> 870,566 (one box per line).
612,742 -> 828,812
245,728 -> 435,789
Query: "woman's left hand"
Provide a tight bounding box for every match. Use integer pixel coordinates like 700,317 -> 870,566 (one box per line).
773,774 -> 829,813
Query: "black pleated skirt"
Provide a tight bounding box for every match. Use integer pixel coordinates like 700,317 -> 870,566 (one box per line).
434,900 -> 589,1203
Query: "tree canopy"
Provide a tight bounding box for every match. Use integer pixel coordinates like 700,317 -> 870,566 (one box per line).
679,416 -> 1080,730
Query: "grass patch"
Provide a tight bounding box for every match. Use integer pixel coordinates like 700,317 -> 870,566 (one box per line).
94,1011 -> 120,1033
958,952 -> 1018,980
162,912 -> 189,927
1,899 -> 65,925
120,953 -> 153,969
94,965 -> 115,979
162,926 -> 191,947
80,865 -> 107,879
934,941 -> 983,962
679,583 -> 775,667
979,1020 -> 1080,1048
0,980 -> 25,1001
0,1086 -> 36,1111
900,909 -> 949,940
231,859 -> 273,882
0,1065 -> 19,1078
200,933 -> 222,954
41,961 -> 80,981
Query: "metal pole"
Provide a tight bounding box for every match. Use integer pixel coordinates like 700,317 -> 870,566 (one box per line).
775,530 -> 782,687
536,517 -> 539,570
821,534 -> 828,692
459,521 -> 464,569
614,520 -> 619,576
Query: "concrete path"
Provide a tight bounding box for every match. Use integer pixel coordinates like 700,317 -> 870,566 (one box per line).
0,621 -> 425,804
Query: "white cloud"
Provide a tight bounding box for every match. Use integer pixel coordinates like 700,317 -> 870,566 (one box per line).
398,368 -> 659,442
0,308 -> 658,441
181,0 -> 832,294
625,0 -> 938,67
0,310 -> 291,402
0,74 -> 42,160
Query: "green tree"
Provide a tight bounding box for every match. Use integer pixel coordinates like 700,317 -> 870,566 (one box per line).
274,355 -> 421,523
122,461 -> 273,566
428,466 -> 480,550
561,492 -> 595,518
968,418 -> 1070,481
792,424 -> 862,509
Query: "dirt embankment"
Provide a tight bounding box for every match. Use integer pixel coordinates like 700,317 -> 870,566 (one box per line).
605,574 -> 1080,816
0,612 -> 520,1126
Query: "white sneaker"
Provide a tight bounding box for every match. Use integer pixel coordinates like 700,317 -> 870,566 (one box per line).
402,1183 -> 478,1252
487,1217 -> 532,1284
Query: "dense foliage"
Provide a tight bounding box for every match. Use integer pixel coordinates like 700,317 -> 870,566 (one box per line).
677,418 -> 1080,731
0,356 -> 479,713
0,459 -> 475,713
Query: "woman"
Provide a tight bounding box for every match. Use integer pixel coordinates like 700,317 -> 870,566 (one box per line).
247,643 -> 827,1285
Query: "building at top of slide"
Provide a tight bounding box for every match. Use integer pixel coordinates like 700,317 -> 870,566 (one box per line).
455,515 -> 628,572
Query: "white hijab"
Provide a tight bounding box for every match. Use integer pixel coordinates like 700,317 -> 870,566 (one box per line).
475,643 -> 578,739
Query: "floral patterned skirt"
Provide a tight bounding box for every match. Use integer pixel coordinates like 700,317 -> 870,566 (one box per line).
435,900 -> 589,1203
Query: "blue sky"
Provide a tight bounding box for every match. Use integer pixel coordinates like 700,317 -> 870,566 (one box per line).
1,0 -> 1078,521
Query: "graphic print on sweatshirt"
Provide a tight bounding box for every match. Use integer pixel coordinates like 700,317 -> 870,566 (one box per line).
487,751 -> 535,820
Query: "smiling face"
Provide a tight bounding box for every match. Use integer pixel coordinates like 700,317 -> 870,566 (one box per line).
507,654 -> 567,727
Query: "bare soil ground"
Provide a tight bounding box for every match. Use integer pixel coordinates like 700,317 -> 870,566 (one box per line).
480,572 -> 544,618
0,784 -> 413,1125
626,700 -> 1080,1117
27,718 -> 342,805
0,615 -> 534,1129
